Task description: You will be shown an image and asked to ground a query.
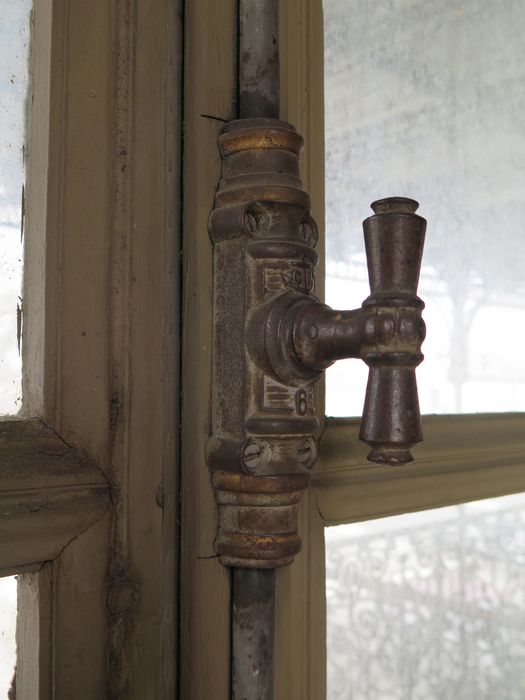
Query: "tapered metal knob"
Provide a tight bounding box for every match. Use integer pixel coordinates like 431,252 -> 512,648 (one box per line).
359,198 -> 426,465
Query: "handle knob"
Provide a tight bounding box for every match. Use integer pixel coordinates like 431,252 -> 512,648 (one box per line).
249,195 -> 427,467
359,198 -> 426,464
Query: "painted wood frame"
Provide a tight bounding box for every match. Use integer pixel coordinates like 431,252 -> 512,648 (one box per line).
2,0 -> 183,697
181,2 -> 525,699
180,1 -> 327,698
0,419 -> 108,578
3,0 -> 523,697
315,414 -> 525,525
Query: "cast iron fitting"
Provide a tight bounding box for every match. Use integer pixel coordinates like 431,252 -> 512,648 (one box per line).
274,197 -> 427,465
291,303 -> 363,371
207,118 -> 319,569
208,116 -> 427,570
359,198 -> 426,464
212,471 -> 309,568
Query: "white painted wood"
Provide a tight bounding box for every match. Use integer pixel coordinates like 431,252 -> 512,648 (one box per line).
179,1 -> 236,698
13,0 -> 183,695
16,566 -> 52,700
314,414 -> 525,525
0,420 -> 108,576
22,0 -> 51,416
10,1 -> 524,698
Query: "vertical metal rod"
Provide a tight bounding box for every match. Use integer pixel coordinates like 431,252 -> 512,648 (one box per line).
232,568 -> 276,700
233,2 -> 279,698
239,0 -> 279,118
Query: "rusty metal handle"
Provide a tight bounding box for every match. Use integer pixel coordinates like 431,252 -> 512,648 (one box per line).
208,117 -> 428,578
208,2 -> 428,693
359,197 -> 426,464
279,197 -> 426,465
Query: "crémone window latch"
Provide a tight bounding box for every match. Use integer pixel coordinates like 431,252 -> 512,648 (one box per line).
206,2 -> 426,698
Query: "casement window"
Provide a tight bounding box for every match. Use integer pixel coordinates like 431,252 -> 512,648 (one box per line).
1,0 -> 524,698
321,4 -> 525,694
181,1 -> 525,699
1,1 -> 181,697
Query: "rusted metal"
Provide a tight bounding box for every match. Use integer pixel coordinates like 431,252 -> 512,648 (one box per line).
359,198 -> 426,464
239,0 -> 279,119
272,197 -> 427,465
208,118 -> 318,569
213,471 -> 308,568
232,568 -> 275,699
208,116 -> 427,571
210,4 -> 426,697
216,6 -> 302,693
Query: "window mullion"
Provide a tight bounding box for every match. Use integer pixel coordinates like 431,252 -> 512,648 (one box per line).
0,419 -> 108,576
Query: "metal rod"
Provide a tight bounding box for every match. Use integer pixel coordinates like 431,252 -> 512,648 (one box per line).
239,0 -> 279,118
232,4 -> 279,699
232,568 -> 276,700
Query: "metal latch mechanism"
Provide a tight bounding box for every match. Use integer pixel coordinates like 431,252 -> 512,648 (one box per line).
207,118 -> 426,570
206,4 -> 426,696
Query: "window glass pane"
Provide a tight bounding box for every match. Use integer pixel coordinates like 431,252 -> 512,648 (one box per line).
324,0 -> 525,416
326,493 -> 525,699
0,576 -> 17,696
0,1 -> 31,415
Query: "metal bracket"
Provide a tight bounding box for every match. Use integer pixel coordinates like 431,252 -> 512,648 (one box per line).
207,118 -> 317,568
207,118 -> 426,569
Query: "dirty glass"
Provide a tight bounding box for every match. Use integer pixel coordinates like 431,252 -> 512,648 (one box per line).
0,0 -> 31,415
0,576 -> 16,696
324,0 -> 525,416
326,492 -> 525,700
0,3 -> 32,694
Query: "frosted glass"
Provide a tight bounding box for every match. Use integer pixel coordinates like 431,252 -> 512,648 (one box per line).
0,1 -> 31,414
326,493 -> 525,700
324,0 -> 525,416
0,576 -> 16,696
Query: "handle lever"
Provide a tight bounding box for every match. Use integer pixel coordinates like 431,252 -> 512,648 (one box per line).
265,197 -> 426,465
359,197 -> 426,464
208,118 -> 427,572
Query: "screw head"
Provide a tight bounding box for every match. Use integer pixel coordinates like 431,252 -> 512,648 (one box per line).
244,210 -> 258,233
242,440 -> 265,472
244,205 -> 267,235
296,437 -> 316,467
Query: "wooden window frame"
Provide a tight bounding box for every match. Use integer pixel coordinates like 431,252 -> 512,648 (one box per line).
181,2 -> 525,699
2,1 -> 523,698
0,1 -> 182,697
306,2 -> 525,696
180,2 -> 327,698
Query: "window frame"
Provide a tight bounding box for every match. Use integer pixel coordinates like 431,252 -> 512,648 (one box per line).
304,2 -> 525,697
180,2 -> 525,697
2,0 -> 523,697
0,0 -> 182,697
179,2 -> 329,698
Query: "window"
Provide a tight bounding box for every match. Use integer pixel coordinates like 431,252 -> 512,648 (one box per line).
0,3 -> 32,693
0,0 -> 30,415
179,1 -> 525,698
324,0 -> 525,417
320,1 -> 525,697
0,576 -> 16,694
326,493 -> 525,699
0,0 -> 521,697
0,1 -> 181,696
